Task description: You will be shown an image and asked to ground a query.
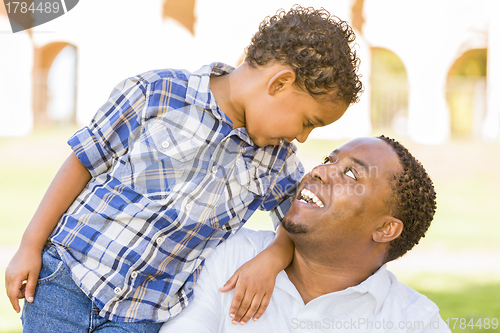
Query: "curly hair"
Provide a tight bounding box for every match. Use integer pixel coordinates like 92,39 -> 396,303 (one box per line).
378,135 -> 437,263
245,5 -> 363,105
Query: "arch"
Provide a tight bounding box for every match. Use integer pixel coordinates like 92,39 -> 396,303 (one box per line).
370,47 -> 409,134
33,42 -> 78,126
446,48 -> 487,138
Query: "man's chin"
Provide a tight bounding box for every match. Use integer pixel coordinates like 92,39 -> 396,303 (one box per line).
282,217 -> 308,234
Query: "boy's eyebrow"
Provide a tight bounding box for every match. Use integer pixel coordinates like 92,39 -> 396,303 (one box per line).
314,117 -> 326,127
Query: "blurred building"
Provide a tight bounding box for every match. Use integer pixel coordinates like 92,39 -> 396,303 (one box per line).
0,0 -> 499,144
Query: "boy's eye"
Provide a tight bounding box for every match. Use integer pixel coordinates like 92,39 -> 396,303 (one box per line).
322,156 -> 331,164
308,121 -> 315,127
344,167 -> 357,180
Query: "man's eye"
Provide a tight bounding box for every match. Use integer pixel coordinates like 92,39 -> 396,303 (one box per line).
322,156 -> 330,164
308,121 -> 315,127
345,167 -> 357,180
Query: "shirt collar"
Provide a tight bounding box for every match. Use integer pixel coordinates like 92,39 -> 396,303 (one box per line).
245,230 -> 393,313
186,62 -> 235,123
186,63 -> 259,145
273,262 -> 393,313
342,264 -> 392,314
186,63 -> 297,149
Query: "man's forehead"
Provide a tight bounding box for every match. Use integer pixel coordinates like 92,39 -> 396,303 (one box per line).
329,138 -> 400,173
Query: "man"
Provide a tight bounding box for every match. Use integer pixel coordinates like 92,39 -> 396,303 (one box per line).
160,136 -> 450,332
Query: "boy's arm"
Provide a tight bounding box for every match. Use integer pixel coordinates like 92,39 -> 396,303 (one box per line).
5,75 -> 147,313
5,152 -> 91,313
219,225 -> 293,324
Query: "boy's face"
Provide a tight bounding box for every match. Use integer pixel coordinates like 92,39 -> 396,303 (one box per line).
245,86 -> 348,147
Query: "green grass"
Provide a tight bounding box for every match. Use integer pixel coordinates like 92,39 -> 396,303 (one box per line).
1,129 -> 499,332
401,273 -> 500,333
0,127 -> 76,245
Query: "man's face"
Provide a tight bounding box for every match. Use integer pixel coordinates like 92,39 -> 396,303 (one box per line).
282,137 -> 402,250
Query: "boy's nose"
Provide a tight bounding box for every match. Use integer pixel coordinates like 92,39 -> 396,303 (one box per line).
295,126 -> 314,143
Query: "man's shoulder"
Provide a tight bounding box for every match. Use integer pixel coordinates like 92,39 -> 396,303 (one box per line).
208,228 -> 275,267
220,228 -> 276,257
199,229 -> 276,283
385,269 -> 442,319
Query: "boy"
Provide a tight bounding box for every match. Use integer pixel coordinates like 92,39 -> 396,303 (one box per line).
5,5 -> 362,332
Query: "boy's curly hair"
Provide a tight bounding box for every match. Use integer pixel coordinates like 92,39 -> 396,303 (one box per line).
378,135 -> 437,263
245,5 -> 363,105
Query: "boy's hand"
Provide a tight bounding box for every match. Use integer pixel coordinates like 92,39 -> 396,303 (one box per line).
219,251 -> 278,325
5,247 -> 42,313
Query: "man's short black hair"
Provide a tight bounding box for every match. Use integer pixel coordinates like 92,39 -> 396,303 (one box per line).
378,135 -> 437,263
245,5 -> 363,105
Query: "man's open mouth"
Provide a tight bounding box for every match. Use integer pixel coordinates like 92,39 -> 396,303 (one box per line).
297,188 -> 324,208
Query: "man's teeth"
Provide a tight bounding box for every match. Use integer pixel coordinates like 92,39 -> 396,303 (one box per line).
299,188 -> 324,207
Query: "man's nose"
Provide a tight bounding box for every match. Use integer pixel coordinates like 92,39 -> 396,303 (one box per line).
310,163 -> 330,184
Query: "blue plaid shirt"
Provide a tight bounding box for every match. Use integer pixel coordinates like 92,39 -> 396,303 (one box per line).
49,63 -> 304,323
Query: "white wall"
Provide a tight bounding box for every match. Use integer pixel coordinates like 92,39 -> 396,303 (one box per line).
0,16 -> 33,136
363,0 -> 493,144
1,0 -> 499,143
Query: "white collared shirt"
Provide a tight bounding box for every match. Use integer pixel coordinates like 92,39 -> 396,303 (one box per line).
160,228 -> 451,332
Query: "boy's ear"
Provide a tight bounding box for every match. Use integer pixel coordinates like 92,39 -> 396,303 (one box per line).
372,216 -> 403,243
267,69 -> 296,96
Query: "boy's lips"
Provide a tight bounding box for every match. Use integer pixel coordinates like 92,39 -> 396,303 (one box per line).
296,187 -> 324,208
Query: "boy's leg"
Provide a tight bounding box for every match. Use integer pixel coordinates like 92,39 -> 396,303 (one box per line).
21,243 -> 93,332
21,243 -> 163,333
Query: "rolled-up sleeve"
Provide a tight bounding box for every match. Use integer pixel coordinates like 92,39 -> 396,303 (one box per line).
68,77 -> 148,177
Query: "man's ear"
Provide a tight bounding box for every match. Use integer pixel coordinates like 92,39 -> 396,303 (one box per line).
372,216 -> 403,243
267,69 -> 296,96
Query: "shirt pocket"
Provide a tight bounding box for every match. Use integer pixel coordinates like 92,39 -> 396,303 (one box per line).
120,121 -> 202,200
144,121 -> 200,162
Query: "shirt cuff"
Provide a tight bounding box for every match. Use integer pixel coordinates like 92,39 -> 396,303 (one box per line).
270,196 -> 292,230
68,126 -> 111,177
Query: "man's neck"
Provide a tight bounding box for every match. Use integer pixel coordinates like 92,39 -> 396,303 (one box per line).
284,250 -> 382,304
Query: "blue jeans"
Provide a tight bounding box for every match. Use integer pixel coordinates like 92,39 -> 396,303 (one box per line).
21,243 -> 163,333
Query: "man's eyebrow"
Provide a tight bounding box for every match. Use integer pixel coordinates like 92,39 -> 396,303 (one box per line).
350,156 -> 369,173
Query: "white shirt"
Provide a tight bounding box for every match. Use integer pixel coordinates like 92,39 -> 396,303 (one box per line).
160,228 -> 451,332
